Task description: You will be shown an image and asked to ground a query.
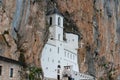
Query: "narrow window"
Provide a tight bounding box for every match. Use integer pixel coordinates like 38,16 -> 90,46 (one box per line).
48,57 -> 49,61
10,68 -> 13,78
67,53 -> 69,58
57,75 -> 60,80
70,54 -> 72,59
52,59 -> 54,63
58,17 -> 61,26
58,60 -> 60,63
50,48 -> 52,52
58,34 -> 60,40
57,69 -> 60,73
50,17 -> 52,25
0,66 -> 2,76
58,47 -> 59,53
65,51 -> 66,57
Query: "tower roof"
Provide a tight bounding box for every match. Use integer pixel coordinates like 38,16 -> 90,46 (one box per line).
46,8 -> 63,16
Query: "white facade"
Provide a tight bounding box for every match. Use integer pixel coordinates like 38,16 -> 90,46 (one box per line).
41,10 -> 94,80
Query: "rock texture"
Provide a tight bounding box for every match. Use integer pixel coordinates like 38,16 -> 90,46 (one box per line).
0,0 -> 120,79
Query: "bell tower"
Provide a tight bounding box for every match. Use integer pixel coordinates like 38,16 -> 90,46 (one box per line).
46,8 -> 64,41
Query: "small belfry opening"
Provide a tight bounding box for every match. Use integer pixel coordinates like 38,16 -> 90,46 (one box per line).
58,17 -> 61,26
50,17 -> 52,26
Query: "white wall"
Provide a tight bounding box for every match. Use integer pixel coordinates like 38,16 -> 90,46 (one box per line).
41,33 -> 79,79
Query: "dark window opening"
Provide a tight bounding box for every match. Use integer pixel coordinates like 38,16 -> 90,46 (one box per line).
10,68 -> 13,77
58,17 -> 61,26
58,65 -> 61,68
57,75 -> 60,80
0,66 -> 2,76
50,17 -> 52,25
68,77 -> 74,80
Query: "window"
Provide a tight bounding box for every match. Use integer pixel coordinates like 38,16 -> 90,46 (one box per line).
58,60 -> 60,63
57,75 -> 60,80
58,47 -> 59,53
46,67 -> 48,69
57,69 -> 60,73
10,68 -> 13,78
67,53 -> 69,58
52,59 -> 54,63
50,48 -> 52,52
58,17 -> 61,26
0,66 -> 2,76
50,17 -> 52,25
64,51 -> 66,57
58,34 -> 60,40
70,54 -> 72,59
58,65 -> 61,68
48,57 -> 49,61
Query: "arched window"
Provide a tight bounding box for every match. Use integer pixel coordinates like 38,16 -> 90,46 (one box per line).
58,65 -> 61,68
50,17 -> 52,25
58,17 -> 61,26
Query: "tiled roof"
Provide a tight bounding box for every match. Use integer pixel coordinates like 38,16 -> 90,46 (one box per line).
0,56 -> 23,66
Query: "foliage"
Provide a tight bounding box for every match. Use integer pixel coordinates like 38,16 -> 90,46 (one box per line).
28,66 -> 43,80
19,53 -> 25,65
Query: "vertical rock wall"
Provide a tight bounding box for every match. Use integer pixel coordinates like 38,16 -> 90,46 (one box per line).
0,0 -> 120,79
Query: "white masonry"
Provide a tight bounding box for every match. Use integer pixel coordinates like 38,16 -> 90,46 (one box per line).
41,9 -> 94,80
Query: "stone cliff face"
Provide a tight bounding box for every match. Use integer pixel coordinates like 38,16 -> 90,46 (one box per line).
0,0 -> 120,79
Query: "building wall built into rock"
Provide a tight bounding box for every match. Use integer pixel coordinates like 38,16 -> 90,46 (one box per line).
0,56 -> 22,80
41,8 -> 94,80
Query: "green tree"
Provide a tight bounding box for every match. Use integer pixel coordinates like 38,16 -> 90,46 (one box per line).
28,66 -> 43,80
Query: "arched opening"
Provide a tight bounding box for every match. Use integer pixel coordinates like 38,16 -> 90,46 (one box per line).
50,17 -> 52,25
58,17 -> 61,26
58,65 -> 61,68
